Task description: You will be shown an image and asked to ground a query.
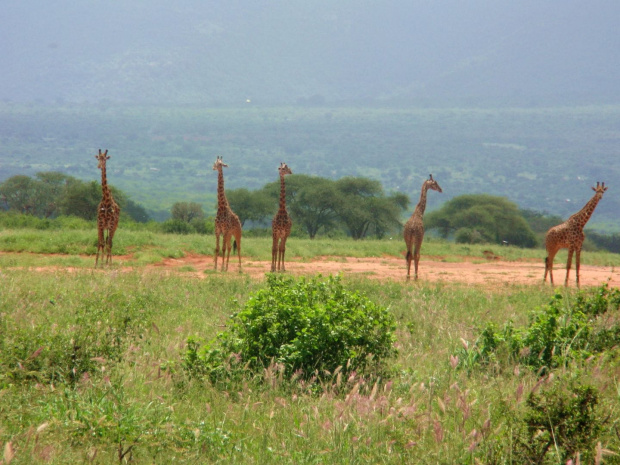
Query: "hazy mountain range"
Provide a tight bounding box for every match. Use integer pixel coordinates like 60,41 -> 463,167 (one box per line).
3,1 -> 620,105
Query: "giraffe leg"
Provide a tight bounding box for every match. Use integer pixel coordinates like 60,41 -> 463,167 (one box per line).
405,249 -> 412,281
234,232 -> 242,273
223,234 -> 231,272
271,236 -> 278,272
107,225 -> 118,265
544,250 -> 558,285
95,225 -> 105,267
104,230 -> 112,265
279,236 -> 288,272
575,248 -> 581,288
214,232 -> 221,270
564,248 -> 574,287
413,244 -> 421,281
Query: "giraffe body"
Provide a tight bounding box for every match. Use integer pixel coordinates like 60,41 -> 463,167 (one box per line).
95,149 -> 120,267
404,175 -> 442,280
213,156 -> 242,272
544,182 -> 607,287
271,163 -> 293,272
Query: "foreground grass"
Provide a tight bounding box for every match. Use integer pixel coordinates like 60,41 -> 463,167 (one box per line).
1,266 -> 619,464
2,227 -> 620,268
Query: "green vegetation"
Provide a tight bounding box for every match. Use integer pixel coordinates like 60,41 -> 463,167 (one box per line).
1,250 -> 620,463
3,211 -> 620,270
0,171 -> 149,223
426,194 -> 537,248
1,104 -> 619,230
184,274 -> 397,385
229,174 -> 409,239
456,284 -> 620,373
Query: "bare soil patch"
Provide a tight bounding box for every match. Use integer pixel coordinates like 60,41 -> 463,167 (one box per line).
3,251 -> 617,287
150,254 -> 620,287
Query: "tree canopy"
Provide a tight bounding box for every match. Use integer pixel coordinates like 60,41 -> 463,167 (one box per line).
224,174 -> 410,239
425,194 -> 537,247
0,172 -> 149,223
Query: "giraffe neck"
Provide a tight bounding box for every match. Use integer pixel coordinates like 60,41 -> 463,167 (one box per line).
413,184 -> 429,218
569,192 -> 603,228
217,169 -> 229,208
100,162 -> 111,200
278,173 -> 287,211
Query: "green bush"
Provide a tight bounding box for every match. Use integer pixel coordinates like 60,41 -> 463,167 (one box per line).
457,284 -> 620,373
511,383 -> 602,464
161,219 -> 193,234
183,274 -> 397,384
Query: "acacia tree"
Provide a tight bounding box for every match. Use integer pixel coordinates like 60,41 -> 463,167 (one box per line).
260,175 -> 341,239
171,202 -> 205,223
0,171 -> 150,222
226,188 -> 272,227
425,194 -> 537,247
0,172 -> 75,217
0,175 -> 37,214
287,177 -> 340,238
334,177 -> 408,239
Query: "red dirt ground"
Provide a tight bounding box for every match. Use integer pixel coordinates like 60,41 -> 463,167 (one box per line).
147,253 -> 619,287
5,251 -> 618,287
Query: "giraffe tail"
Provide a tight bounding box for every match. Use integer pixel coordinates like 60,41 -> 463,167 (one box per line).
233,239 -> 237,253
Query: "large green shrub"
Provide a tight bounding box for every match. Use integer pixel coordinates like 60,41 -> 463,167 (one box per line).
184,274 -> 397,384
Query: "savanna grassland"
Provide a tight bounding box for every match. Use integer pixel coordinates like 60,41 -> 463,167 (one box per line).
2,227 -> 620,464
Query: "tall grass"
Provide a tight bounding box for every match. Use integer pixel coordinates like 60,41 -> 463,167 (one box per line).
2,266 -> 619,464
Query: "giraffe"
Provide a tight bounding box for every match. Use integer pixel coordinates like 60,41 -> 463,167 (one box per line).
94,149 -> 120,267
271,162 -> 293,272
404,174 -> 443,280
544,182 -> 607,287
212,156 -> 242,272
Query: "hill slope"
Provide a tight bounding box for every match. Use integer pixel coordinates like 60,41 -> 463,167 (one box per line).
2,1 -> 620,105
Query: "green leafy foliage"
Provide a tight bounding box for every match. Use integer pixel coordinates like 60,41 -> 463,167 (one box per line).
457,284 -> 620,372
0,171 -> 149,222
170,201 -> 205,223
183,274 -> 397,384
426,194 -> 538,247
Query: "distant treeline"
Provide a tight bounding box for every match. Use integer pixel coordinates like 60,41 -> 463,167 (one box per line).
2,171 -> 619,253
1,104 -> 619,229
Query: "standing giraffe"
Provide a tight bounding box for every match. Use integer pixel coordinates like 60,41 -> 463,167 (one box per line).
404,174 -> 443,280
212,156 -> 242,272
271,162 -> 293,272
544,182 -> 607,287
94,149 -> 120,267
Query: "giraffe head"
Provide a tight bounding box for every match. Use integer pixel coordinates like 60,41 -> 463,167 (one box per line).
592,181 -> 608,196
426,174 -> 443,193
278,162 -> 292,177
212,156 -> 228,171
95,149 -> 109,170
